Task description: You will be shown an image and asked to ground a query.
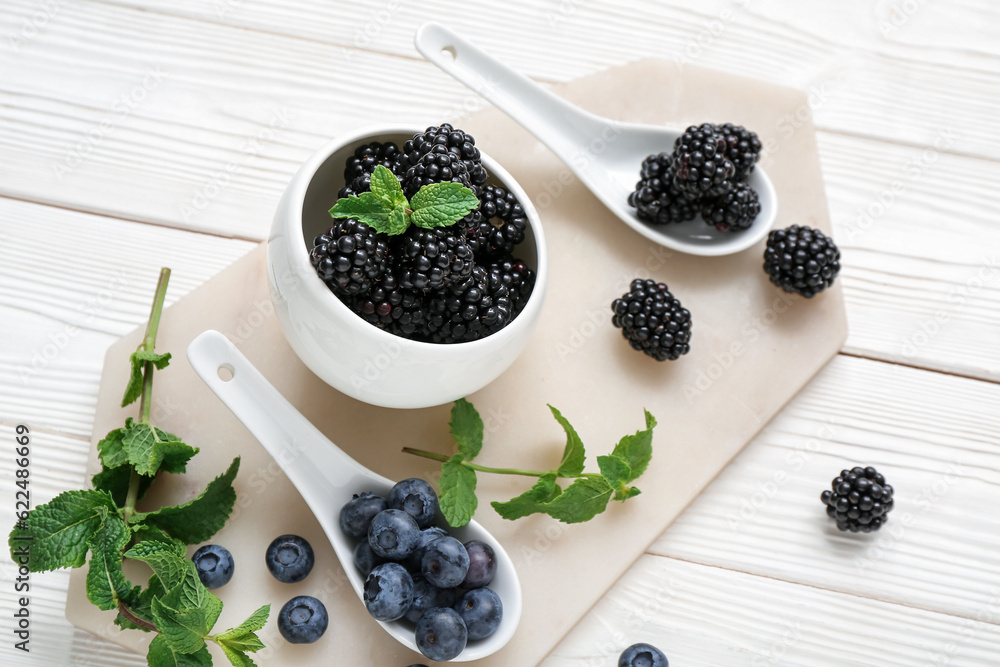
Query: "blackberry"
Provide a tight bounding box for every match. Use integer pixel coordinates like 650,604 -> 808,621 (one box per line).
821,466 -> 894,533
338,141 -> 403,198
460,184 -> 528,257
700,183 -> 760,232
611,279 -> 692,361
402,144 -> 473,198
715,123 -> 762,181
310,219 -> 389,296
627,152 -> 698,225
485,255 -> 535,316
349,272 -> 429,338
669,123 -> 735,200
402,123 -> 488,187
393,227 -> 475,292
426,265 -> 513,344
763,225 -> 841,298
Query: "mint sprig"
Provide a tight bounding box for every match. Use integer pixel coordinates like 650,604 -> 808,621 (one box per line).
7,268 -> 269,667
329,164 -> 479,235
404,399 -> 658,526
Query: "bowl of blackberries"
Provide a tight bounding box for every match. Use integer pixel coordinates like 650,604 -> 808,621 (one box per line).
268,124 -> 548,409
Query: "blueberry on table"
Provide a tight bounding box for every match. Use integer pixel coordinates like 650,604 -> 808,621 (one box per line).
364,562 -> 414,622
619,643 -> 669,667
265,535 -> 315,583
453,587 -> 502,640
388,478 -> 440,528
461,539 -> 497,589
191,544 -> 234,590
405,575 -> 458,624
421,536 -> 470,589
368,508 -> 421,560
339,491 -> 388,537
277,595 -> 329,644
415,607 -> 468,662
353,539 -> 384,576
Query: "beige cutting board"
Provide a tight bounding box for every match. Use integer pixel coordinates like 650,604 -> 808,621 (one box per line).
67,59 -> 847,665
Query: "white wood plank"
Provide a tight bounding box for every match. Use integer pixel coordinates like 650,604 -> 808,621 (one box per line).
648,354 -> 1000,624
68,0 -> 1000,158
543,556 -> 1000,666
0,197 -> 256,438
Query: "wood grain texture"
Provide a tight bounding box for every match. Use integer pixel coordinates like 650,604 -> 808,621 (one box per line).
0,196 -> 256,437
543,556 -> 1000,666
650,354 -> 1000,623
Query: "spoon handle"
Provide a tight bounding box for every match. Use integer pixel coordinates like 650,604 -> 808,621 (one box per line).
186,330 -> 379,507
415,22 -> 612,171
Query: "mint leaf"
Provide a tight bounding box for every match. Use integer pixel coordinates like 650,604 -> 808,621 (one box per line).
152,561 -> 222,654
450,398 -> 484,460
214,604 -> 270,641
368,164 -> 406,210
133,458 -> 239,544
538,475 -> 614,523
610,410 -> 657,483
126,546 -> 191,590
92,463 -> 154,507
329,192 -> 393,232
8,489 -> 117,572
128,529 -> 187,557
438,456 -> 477,527
387,204 -> 410,235
148,633 -> 212,667
123,350 -> 172,407
218,644 -> 259,667
491,473 -> 562,520
122,421 -> 199,477
86,513 -> 132,610
212,605 -> 270,667
409,182 -> 479,229
597,454 -> 638,501
116,575 -> 165,631
97,426 -> 130,468
550,406 -> 586,477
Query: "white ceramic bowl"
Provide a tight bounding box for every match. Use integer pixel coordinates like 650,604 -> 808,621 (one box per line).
268,125 -> 548,409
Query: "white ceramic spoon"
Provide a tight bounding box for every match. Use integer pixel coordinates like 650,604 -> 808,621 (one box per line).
414,22 -> 777,257
186,329 -> 522,661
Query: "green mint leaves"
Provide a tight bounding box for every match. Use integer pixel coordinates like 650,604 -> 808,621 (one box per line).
406,399 -> 657,526
329,164 -> 478,235
6,268 -> 270,667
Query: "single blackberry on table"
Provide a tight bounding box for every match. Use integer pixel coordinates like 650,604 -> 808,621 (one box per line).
669,123 -> 736,200
821,466 -> 894,533
628,153 -> 698,225
460,184 -> 528,257
310,219 -> 389,296
700,182 -> 761,232
763,225 -> 841,298
392,227 -> 475,292
484,255 -> 535,315
338,141 -> 404,198
715,122 -> 762,181
611,279 -> 692,362
402,123 -> 488,187
402,144 -> 474,198
348,272 -> 429,338
426,265 -> 513,344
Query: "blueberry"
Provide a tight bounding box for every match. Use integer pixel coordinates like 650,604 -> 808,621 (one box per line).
191,544 -> 234,590
453,587 -> 502,640
364,562 -> 414,622
388,478 -> 439,528
339,491 -> 388,537
405,575 -> 458,624
353,539 -> 384,575
278,595 -> 328,644
404,526 -> 450,571
421,536 -> 469,588
619,643 -> 669,667
368,509 -> 421,560
265,535 -> 314,583
415,607 -> 467,662
461,539 -> 497,589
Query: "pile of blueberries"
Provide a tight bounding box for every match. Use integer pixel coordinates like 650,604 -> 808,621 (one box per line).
343,478 -> 503,662
191,533 -> 330,644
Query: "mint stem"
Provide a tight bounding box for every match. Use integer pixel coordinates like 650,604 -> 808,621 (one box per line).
118,600 -> 157,632
402,447 -> 575,479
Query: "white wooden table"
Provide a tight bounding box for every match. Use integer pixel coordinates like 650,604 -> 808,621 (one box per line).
1,1 -> 999,665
